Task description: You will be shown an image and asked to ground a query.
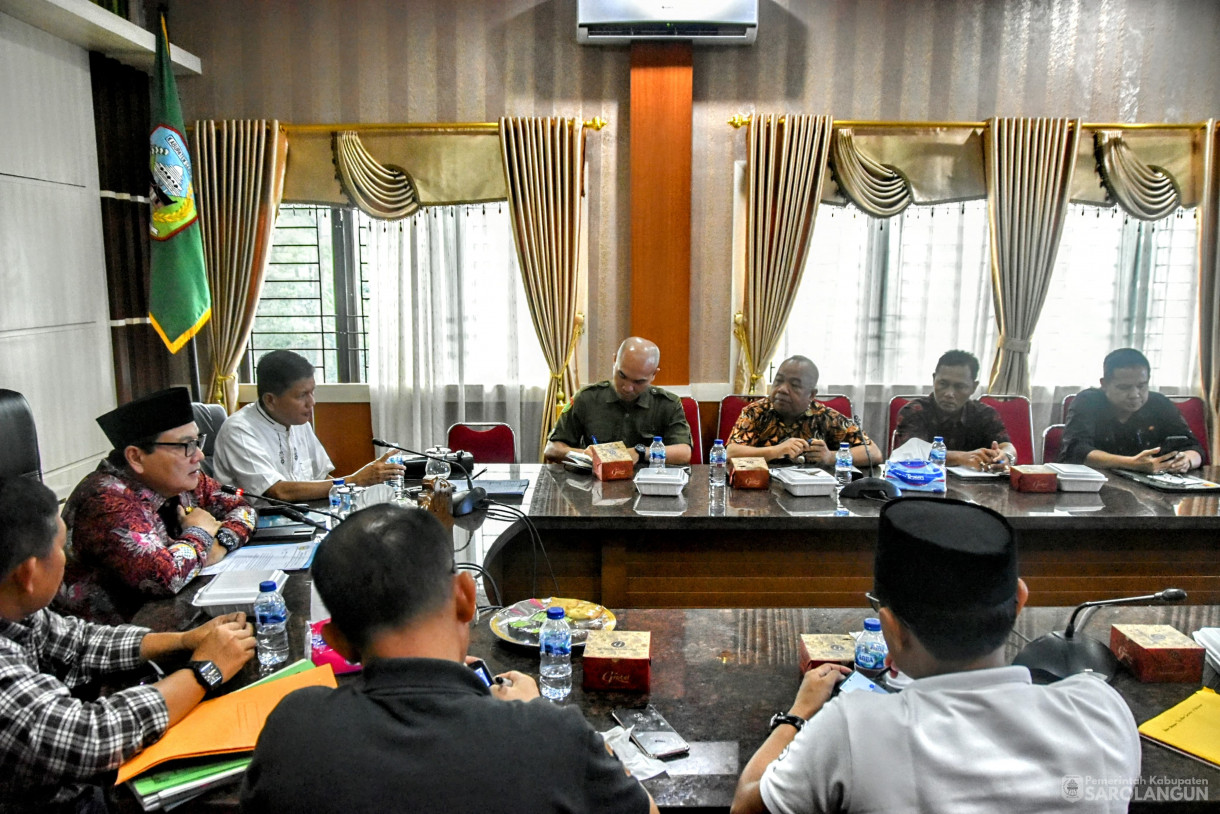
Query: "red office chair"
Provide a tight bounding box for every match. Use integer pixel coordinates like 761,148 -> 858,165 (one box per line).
814,394 -> 853,420
716,394 -> 763,444
886,394 -> 922,456
1042,424 -> 1065,465
679,396 -> 704,464
447,422 -> 516,464
980,394 -> 1035,465
1169,395 -> 1210,465
1062,393 -> 1077,423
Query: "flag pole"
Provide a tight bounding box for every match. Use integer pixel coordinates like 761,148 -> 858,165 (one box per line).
186,337 -> 202,402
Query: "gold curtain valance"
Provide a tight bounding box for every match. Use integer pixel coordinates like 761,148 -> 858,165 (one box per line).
829,128 -> 913,217
334,131 -> 421,220
1093,130 -> 1181,220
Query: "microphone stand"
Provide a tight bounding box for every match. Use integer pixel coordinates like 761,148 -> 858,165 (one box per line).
218,484 -> 334,531
372,439 -> 488,517
1013,588 -> 1187,683
837,415 -> 895,500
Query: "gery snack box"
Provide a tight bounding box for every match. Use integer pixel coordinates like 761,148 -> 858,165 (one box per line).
729,456 -> 770,489
591,441 -> 634,481
582,630 -> 651,691
1110,624 -> 1205,683
799,634 -> 856,674
1010,464 -> 1058,493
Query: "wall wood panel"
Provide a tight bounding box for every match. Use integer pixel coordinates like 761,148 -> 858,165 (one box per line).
169,0 -> 1220,387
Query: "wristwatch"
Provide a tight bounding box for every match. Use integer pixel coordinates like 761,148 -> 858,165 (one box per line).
189,660 -> 224,693
634,443 -> 648,461
769,712 -> 806,733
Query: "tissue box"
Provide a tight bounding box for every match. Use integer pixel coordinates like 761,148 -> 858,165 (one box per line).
583,630 -> 651,691
1111,624 -> 1205,683
1010,465 -> 1058,492
591,442 -> 634,481
799,634 -> 857,674
729,457 -> 770,489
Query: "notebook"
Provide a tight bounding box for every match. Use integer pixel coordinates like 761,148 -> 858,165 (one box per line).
1138,687 -> 1220,768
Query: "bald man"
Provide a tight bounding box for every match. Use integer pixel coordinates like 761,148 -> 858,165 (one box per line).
544,337 -> 693,465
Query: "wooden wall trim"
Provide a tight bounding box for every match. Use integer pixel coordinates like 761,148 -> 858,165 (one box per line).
629,42 -> 692,385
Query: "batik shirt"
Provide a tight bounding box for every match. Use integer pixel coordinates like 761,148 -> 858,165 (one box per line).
57,460 -> 256,624
728,397 -> 870,450
893,396 -> 1010,452
0,609 -> 167,809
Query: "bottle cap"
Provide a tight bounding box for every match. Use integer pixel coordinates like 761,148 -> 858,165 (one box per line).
546,606 -> 566,619
333,478 -> 345,485
714,439 -> 724,445
653,436 -> 662,442
258,581 -> 278,593
863,617 -> 881,631
933,436 -> 944,443
840,442 -> 850,449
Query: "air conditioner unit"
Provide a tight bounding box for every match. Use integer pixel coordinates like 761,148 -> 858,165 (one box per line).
577,0 -> 758,46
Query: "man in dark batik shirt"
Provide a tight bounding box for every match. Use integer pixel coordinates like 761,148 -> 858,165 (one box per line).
727,356 -> 880,467
893,350 -> 1016,472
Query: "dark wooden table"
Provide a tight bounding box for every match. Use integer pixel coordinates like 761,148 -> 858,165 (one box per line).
475,464 -> 1220,608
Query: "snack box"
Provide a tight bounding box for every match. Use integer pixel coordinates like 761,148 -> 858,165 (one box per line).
310,618 -> 362,675
729,456 -> 770,489
591,441 -> 634,481
1046,463 -> 1106,493
1111,624 -> 1205,683
799,634 -> 856,674
634,467 -> 689,496
191,569 -> 288,617
773,468 -> 837,497
583,630 -> 651,691
1010,464 -> 1058,493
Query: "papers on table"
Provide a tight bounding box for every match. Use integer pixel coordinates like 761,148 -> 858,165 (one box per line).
1139,687 -> 1220,768
200,541 -> 319,576
947,466 -> 1005,480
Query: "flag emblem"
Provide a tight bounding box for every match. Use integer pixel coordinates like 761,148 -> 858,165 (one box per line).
150,125 -> 197,240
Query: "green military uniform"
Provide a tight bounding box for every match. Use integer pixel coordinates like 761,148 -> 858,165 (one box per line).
549,381 -> 693,451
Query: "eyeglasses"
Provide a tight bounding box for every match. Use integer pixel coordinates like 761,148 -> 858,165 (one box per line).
865,591 -> 882,614
152,435 -> 207,458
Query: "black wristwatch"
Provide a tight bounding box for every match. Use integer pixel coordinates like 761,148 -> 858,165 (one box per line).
189,660 -> 224,693
769,712 -> 806,732
634,443 -> 648,461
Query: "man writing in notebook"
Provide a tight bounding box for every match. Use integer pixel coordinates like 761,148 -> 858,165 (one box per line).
242,504 -> 658,814
731,497 -> 1140,814
0,475 -> 255,813
892,349 -> 1016,471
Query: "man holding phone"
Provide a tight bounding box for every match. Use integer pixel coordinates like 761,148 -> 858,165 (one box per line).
1059,348 -> 1203,473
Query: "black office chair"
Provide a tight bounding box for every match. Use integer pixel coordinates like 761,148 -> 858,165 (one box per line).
0,389 -> 43,481
191,402 -> 228,477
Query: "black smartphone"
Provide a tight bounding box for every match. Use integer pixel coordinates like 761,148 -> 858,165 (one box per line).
468,659 -> 494,688
612,705 -> 690,759
1159,435 -> 1191,455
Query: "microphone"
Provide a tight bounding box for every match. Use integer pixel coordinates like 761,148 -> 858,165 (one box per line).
837,415 -> 898,500
217,484 -> 335,530
371,439 -> 488,517
1013,587 -> 1188,683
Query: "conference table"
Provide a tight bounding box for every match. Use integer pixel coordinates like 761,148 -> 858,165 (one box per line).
129,578 -> 1220,812
470,463 -> 1220,609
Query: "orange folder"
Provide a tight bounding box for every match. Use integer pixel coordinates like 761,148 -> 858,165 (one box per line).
116,664 -> 337,784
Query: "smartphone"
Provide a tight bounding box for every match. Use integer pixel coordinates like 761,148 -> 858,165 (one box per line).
468,659 -> 494,688
612,705 -> 690,759
836,670 -> 891,696
1159,435 -> 1191,455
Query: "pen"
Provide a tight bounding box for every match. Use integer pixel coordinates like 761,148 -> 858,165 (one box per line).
590,435 -> 598,444
494,675 -> 514,688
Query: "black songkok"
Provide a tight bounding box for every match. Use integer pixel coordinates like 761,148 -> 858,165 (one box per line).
96,387 -> 195,449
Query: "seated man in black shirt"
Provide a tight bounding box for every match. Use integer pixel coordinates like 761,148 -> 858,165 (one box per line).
242,504 -> 658,814
1060,347 -> 1203,473
893,350 -> 1017,471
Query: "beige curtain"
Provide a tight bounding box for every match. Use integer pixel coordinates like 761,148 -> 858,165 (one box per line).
1198,119 -> 1220,462
500,117 -> 586,459
194,120 -> 288,412
334,131 -> 421,220
985,117 -> 1081,396
734,114 -> 833,393
829,128 -> 913,217
1094,130 -> 1181,220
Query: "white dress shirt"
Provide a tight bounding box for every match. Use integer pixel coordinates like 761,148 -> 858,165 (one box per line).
212,402 -> 334,495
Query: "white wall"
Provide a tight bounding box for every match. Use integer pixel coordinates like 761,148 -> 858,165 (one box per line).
0,11 -> 115,497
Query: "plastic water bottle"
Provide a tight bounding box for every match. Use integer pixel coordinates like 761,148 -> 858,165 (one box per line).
327,479 -> 345,528
835,443 -> 853,488
337,485 -> 355,519
538,606 -> 572,700
855,617 -> 887,679
930,436 -> 947,472
387,453 -> 405,499
649,436 -> 666,470
709,439 -> 727,487
253,580 -> 290,667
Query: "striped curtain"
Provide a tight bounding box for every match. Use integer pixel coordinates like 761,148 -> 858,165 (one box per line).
499,117 -> 586,459
193,120 -> 288,412
734,114 -> 833,393
1198,119 -> 1220,463
985,117 -> 1080,396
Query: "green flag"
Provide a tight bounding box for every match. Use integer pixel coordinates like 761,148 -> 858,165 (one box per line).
149,14 -> 209,353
